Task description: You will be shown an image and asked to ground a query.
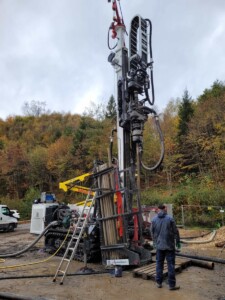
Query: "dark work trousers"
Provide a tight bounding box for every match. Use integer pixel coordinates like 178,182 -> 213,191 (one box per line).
156,249 -> 176,287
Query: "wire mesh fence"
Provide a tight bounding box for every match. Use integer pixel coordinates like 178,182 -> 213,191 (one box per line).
180,205 -> 225,228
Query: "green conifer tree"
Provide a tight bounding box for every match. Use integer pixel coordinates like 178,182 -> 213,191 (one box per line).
177,89 -> 194,143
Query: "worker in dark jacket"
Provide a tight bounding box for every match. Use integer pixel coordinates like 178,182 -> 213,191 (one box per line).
151,204 -> 181,290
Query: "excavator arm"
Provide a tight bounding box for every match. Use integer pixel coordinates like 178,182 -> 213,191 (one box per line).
59,173 -> 94,195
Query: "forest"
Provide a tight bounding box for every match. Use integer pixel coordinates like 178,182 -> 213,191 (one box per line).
0,80 -> 225,225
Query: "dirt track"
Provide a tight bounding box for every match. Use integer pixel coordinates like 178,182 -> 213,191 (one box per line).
0,225 -> 225,300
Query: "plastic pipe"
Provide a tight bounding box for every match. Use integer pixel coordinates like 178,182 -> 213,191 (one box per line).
181,230 -> 216,244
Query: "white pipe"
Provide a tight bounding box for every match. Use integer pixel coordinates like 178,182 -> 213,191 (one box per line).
181,230 -> 217,244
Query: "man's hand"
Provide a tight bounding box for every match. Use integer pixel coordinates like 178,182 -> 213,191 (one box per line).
176,241 -> 181,250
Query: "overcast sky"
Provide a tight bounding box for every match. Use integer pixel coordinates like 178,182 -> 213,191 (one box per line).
0,0 -> 225,119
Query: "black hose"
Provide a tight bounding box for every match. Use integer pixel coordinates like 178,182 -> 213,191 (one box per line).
107,27 -> 117,50
180,230 -> 211,239
109,128 -> 117,163
145,19 -> 153,59
176,252 -> 225,265
0,292 -> 48,300
0,221 -> 58,258
0,270 -> 109,281
140,114 -> 165,171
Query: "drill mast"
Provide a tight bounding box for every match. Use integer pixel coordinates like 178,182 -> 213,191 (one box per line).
108,0 -> 164,194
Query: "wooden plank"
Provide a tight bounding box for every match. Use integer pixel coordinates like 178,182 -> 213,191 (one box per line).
139,266 -> 157,273
142,273 -> 155,280
134,264 -> 156,273
133,259 -> 189,281
137,268 -> 156,276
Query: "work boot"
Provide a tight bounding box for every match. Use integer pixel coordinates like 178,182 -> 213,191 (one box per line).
169,286 -> 180,290
156,283 -> 162,288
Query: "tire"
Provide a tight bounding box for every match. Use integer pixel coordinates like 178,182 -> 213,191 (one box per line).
7,223 -> 15,232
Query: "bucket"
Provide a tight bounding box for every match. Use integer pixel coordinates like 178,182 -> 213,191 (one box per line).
114,266 -> 122,277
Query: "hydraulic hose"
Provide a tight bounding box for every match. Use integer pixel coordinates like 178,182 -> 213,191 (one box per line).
140,113 -> 165,171
109,127 -> 117,163
0,221 -> 58,258
107,27 -> 117,50
0,292 -> 48,300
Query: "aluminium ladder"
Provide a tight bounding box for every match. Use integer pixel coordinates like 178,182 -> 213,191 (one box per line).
53,191 -> 96,284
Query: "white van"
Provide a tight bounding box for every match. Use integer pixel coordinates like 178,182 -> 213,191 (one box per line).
0,205 -> 18,232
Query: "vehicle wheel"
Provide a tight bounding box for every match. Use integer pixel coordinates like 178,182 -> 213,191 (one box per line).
7,223 -> 15,232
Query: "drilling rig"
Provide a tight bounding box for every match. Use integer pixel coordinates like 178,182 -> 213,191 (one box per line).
98,0 -> 164,265
44,0 -> 164,268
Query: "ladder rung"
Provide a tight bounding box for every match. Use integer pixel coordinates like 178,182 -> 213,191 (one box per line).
72,236 -> 79,240
58,270 -> 65,274
68,248 -> 74,251
63,258 -> 70,262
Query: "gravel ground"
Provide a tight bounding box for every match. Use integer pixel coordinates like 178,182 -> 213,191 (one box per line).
0,224 -> 225,300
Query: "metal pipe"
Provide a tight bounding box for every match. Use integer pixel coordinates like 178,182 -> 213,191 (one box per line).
0,271 -> 109,281
190,259 -> 214,270
176,252 -> 225,264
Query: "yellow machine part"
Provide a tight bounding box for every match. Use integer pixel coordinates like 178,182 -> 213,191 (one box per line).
75,199 -> 93,207
59,172 -> 94,195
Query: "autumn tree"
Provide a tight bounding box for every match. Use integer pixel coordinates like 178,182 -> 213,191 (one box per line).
28,146 -> 49,191
198,80 -> 225,103
71,116 -> 108,172
160,99 -> 180,192
187,81 -> 225,180
0,141 -> 29,197
0,80 -> 224,202
47,136 -> 74,188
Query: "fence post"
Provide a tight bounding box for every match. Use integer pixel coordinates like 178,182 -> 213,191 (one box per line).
220,209 -> 224,226
181,205 -> 185,228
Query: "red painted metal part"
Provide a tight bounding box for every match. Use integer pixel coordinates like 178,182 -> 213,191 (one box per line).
132,208 -> 139,243
110,0 -> 125,39
114,169 -> 123,238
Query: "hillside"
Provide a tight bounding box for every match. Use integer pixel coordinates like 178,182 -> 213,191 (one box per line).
0,81 -> 225,224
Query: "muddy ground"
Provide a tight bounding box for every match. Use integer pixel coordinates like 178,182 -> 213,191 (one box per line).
0,224 -> 225,300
